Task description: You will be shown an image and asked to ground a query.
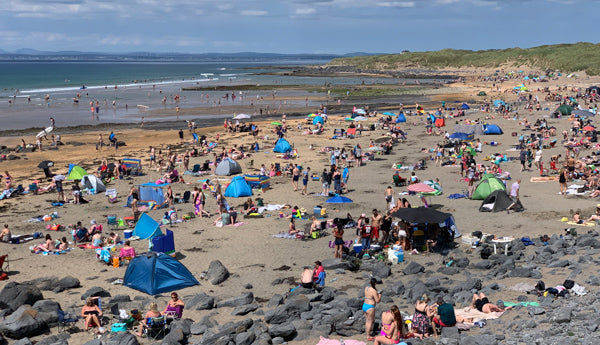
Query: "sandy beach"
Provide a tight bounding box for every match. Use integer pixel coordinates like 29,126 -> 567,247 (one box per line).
1,67 -> 600,344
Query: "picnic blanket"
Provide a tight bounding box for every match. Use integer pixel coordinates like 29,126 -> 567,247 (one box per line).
530,176 -> 557,182
564,221 -> 595,227
454,307 -> 504,321
316,336 -> 368,345
9,234 -> 37,244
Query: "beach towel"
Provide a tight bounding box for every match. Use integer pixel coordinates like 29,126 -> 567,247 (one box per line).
530,176 -> 557,182
448,193 -> 468,199
454,307 -> 504,321
316,336 -> 367,345
273,232 -> 305,239
503,301 -> 540,307
565,221 -> 595,227
521,237 -> 535,246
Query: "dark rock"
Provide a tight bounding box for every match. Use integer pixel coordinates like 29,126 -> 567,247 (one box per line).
586,275 -> 600,286
372,262 -> 391,279
458,278 -> 482,291
207,260 -> 230,285
390,281 -> 405,295
321,258 -> 359,271
549,307 -> 573,324
32,300 -> 60,325
0,305 -> 48,339
547,259 -> 570,268
528,307 -> 546,316
453,257 -> 470,268
36,333 -> 69,345
268,294 -> 284,307
82,339 -> 102,345
106,331 -> 139,345
287,287 -> 313,299
217,292 -> 254,308
15,339 -> 33,345
169,319 -> 193,337
55,276 -> 80,292
268,322 -> 296,339
265,295 -> 310,324
271,278 -> 283,286
81,287 -> 111,300
471,261 -> 495,270
440,326 -> 459,339
403,261 -> 425,275
163,327 -> 185,344
508,267 -> 542,279
402,280 -> 427,303
108,295 -> 130,304
234,331 -> 256,345
244,284 -> 253,289
335,269 -> 345,274
231,304 -> 259,316
0,282 -> 44,312
438,266 -> 460,275
187,293 -> 215,310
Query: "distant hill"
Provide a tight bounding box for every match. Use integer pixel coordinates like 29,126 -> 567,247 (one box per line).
329,42 -> 600,75
0,49 -> 380,62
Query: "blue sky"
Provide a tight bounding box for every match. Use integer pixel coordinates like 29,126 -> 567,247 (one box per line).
1,0 -> 599,54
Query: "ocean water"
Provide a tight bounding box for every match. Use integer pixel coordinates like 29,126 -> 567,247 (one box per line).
0,60 -> 421,130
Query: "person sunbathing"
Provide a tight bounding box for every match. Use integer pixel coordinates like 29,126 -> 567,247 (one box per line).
162,292 -> 185,319
58,237 -> 69,251
471,293 -> 512,313
135,302 -> 162,337
34,234 -> 55,252
81,297 -> 103,333
0,224 -> 11,243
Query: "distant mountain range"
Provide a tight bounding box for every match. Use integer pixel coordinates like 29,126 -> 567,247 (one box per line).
0,49 -> 381,62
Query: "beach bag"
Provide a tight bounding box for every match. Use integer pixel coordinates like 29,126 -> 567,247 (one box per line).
563,279 -> 575,290
111,323 -> 127,332
535,280 -> 546,291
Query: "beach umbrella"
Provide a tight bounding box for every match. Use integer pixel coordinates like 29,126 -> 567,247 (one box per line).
271,121 -> 283,126
326,195 -> 353,203
344,117 -> 355,121
307,113 -> 317,118
67,165 -> 88,180
37,160 -> 54,169
422,180 -> 443,195
366,146 -> 383,151
233,114 -> 251,120
407,183 -> 435,194
583,125 -> 595,132
383,112 -> 397,116
353,116 -> 368,121
355,109 -> 367,115
374,136 -> 392,144
391,207 -> 452,224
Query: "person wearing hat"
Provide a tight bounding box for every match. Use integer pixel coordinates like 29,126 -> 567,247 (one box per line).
89,219 -> 102,236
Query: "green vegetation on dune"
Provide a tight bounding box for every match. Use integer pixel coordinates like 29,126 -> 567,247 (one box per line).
330,42 -> 600,75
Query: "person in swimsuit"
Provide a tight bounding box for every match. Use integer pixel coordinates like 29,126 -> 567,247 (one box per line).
162,292 -> 185,319
384,186 -> 394,209
373,305 -> 405,345
292,164 -> 300,191
0,224 -> 11,243
472,293 -> 510,313
81,297 -> 103,332
136,302 -> 162,337
411,294 -> 435,338
333,223 -> 344,258
300,267 -> 314,289
4,171 -> 12,190
364,278 -> 382,340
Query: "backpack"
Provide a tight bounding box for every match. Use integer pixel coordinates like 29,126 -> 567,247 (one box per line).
535,280 -> 546,291
563,279 -> 575,290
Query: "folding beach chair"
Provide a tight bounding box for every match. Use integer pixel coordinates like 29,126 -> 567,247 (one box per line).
145,316 -> 167,340
57,310 -> 78,333
106,215 -> 118,229
0,255 -> 9,275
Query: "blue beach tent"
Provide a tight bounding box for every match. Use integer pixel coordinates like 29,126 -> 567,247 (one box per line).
461,103 -> 470,110
139,182 -> 169,205
493,100 -> 506,107
313,116 -> 324,125
396,113 -> 406,123
133,213 -> 163,240
123,251 -> 199,295
273,138 -> 292,153
224,176 -> 253,198
484,124 -> 503,135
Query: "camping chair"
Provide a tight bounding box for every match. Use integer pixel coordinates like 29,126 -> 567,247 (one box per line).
106,215 -> 118,229
181,191 -> 191,203
393,174 -> 405,187
145,316 -> 167,340
163,305 -> 184,321
190,164 -> 201,174
200,162 -> 210,172
57,309 -> 79,333
0,255 -> 9,275
411,229 -> 427,252
106,189 -> 118,203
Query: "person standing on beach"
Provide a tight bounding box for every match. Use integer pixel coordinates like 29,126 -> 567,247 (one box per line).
301,167 -> 310,195
50,117 -> 55,128
292,164 -> 300,191
321,168 -> 330,196
371,209 -> 382,244
342,165 -> 349,193
506,178 -> 521,213
384,186 -> 394,209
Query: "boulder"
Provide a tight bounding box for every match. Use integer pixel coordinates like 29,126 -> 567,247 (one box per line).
217,292 -> 254,308
55,276 -> 80,292
0,305 -> 48,339
32,300 -> 60,325
547,259 -> 570,268
169,319 -> 193,337
207,260 -> 230,285
0,282 -> 44,312
321,258 -> 359,271
268,294 -> 284,307
372,262 -> 391,279
403,261 -> 425,275
80,287 -> 111,300
36,333 -> 69,345
231,304 -> 259,316
190,316 -> 218,335
15,339 -> 33,345
268,322 -> 296,339
187,293 -> 215,310
105,331 -> 139,345
265,295 -> 310,324
234,331 -> 256,345
162,327 -> 185,344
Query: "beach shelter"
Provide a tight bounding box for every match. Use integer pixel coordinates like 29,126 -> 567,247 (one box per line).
396,114 -> 406,123
449,132 -> 474,141
133,213 -> 163,240
139,182 -> 168,205
67,164 -> 88,180
461,103 -> 470,110
80,174 -> 106,192
151,229 -> 175,256
224,176 -> 253,198
479,190 -> 523,212
313,116 -> 324,125
273,138 -> 292,153
123,252 -> 199,295
493,100 -> 506,107
427,114 -> 436,123
484,124 -> 503,135
215,158 -> 243,176
391,207 -> 452,224
471,175 -> 506,200
478,91 -> 487,96
557,104 -> 573,115
244,175 -> 270,190
573,109 -> 595,118
326,195 -> 353,203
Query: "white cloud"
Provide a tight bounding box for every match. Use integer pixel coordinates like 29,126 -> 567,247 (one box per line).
241,10 -> 268,16
295,7 -> 317,15
376,2 -> 415,7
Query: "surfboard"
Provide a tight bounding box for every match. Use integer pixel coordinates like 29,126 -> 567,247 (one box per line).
36,126 -> 53,138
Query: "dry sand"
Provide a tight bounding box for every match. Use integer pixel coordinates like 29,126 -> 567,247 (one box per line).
1,70 -> 600,344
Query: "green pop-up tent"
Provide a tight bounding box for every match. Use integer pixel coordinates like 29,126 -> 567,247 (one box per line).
557,104 -> 573,115
471,174 -> 506,200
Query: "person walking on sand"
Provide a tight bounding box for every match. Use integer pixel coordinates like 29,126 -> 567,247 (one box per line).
506,178 -> 521,213
301,167 -> 310,195
292,164 -> 300,191
384,186 -> 394,209
333,223 -> 344,258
